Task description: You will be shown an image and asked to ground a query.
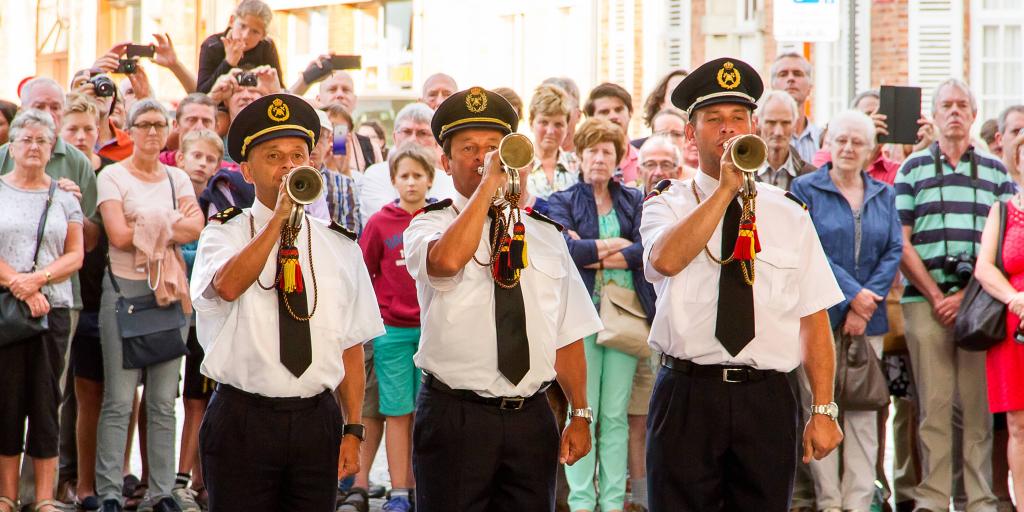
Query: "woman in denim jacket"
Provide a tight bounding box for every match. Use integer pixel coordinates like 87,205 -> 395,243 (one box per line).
790,109 -> 903,512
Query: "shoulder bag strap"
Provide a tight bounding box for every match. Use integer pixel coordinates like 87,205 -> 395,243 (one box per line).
31,181 -> 57,271
165,166 -> 177,209
996,200 -> 1008,274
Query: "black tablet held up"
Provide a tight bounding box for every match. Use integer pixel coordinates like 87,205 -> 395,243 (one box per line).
878,85 -> 922,145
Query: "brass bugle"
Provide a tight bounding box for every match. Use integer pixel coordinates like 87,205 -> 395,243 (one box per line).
477,133 -> 534,206
284,165 -> 324,228
726,134 -> 767,197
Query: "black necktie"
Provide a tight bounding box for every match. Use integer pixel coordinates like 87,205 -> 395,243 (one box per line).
278,258 -> 312,378
489,210 -> 531,385
715,198 -> 755,356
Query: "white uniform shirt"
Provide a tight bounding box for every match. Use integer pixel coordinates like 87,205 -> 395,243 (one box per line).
359,161 -> 457,222
640,171 -> 843,372
404,194 -> 603,397
190,199 -> 386,398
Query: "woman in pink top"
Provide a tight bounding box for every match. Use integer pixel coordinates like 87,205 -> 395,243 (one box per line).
94,99 -> 203,512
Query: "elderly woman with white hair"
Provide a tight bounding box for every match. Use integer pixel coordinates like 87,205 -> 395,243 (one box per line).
790,110 -> 903,512
0,109 -> 84,512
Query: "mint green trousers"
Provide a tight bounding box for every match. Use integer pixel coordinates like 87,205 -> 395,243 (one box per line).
565,333 -> 638,512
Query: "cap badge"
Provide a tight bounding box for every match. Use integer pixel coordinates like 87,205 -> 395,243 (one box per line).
267,98 -> 290,122
717,61 -> 741,90
466,87 -> 488,113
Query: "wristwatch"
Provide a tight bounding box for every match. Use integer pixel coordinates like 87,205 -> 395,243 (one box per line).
342,423 -> 366,441
570,407 -> 594,424
810,402 -> 840,421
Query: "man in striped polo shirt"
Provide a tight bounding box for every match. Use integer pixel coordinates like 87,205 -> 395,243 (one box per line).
895,78 -> 1015,511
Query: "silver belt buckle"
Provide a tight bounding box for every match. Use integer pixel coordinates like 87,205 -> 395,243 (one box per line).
722,368 -> 744,383
499,397 -> 525,410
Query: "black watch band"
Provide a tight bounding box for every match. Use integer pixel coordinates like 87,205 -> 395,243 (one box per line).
342,423 -> 366,441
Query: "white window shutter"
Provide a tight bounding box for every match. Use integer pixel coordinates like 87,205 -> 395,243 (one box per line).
909,0 -> 965,110
665,0 -> 690,71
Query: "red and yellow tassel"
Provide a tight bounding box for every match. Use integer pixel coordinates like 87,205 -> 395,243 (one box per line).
510,221 -> 528,269
731,216 -> 762,261
278,246 -> 304,294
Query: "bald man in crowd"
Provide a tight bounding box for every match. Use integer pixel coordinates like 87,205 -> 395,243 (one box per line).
420,73 -> 457,110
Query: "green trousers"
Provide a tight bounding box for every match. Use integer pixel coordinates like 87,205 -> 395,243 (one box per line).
565,333 -> 637,511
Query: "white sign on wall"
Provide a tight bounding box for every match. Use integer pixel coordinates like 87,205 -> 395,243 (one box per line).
773,0 -> 841,42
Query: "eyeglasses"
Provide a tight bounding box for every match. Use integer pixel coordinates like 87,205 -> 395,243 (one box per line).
655,129 -> 686,139
15,137 -> 53,147
132,122 -> 169,132
641,160 -> 678,171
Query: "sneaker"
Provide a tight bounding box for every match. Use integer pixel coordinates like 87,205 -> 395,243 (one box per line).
170,489 -> 199,512
100,501 -> 123,512
367,484 -> 386,499
382,496 -> 412,512
152,498 -> 182,512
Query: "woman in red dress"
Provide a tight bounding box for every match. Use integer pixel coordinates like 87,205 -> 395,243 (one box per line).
976,142 -> 1024,507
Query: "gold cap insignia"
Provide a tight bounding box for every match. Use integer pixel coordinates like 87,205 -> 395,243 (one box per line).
466,87 -> 488,113
267,98 -> 290,122
717,61 -> 741,90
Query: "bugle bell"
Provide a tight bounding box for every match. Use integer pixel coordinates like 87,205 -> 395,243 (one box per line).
727,134 -> 767,197
478,133 -> 535,206
284,166 -> 324,228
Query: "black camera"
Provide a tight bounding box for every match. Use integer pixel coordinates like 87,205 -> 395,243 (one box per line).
89,74 -> 116,98
943,252 -> 976,284
115,58 -> 138,74
236,72 -> 258,87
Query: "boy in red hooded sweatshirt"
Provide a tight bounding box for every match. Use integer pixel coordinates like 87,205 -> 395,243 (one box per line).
358,142 -> 435,511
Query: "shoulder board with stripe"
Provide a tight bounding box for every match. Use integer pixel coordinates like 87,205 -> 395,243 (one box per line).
328,221 -> 357,241
414,198 -> 453,217
644,179 -> 673,202
208,206 -> 243,224
784,191 -> 808,210
524,207 -> 563,232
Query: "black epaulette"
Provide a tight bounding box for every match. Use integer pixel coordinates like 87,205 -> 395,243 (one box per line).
525,207 -> 563,232
784,191 -> 808,211
329,221 -> 357,241
644,179 -> 673,202
208,206 -> 243,224
414,198 -> 453,217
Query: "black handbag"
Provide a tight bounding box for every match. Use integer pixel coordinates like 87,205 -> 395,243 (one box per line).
835,328 -> 890,411
955,202 -> 1008,351
109,168 -> 188,369
0,181 -> 56,347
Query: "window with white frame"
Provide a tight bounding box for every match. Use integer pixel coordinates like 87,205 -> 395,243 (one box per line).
813,0 -> 871,124
971,0 -> 1024,124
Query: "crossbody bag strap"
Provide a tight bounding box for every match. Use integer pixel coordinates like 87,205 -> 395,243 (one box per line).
996,200 -> 1008,275
165,166 -> 177,209
30,181 -> 57,271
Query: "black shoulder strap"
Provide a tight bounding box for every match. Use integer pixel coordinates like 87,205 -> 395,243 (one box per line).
30,181 -> 57,271
329,221 -> 357,241
643,179 -> 673,202
784,190 -> 808,210
525,207 -> 564,232
996,201 -> 1008,274
165,166 -> 177,209
208,206 -> 244,224
414,198 -> 453,216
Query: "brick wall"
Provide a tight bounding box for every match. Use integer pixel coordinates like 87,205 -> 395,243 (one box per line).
691,0 -> 705,66
870,0 -> 909,87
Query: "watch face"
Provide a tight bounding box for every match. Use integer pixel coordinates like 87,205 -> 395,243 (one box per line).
827,402 -> 839,417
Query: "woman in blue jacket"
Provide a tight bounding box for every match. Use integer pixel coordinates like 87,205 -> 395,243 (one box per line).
548,118 -> 654,512
790,109 -> 902,512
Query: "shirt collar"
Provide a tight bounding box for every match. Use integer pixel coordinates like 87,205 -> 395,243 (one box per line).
250,196 -> 275,228
453,191 -> 471,210
757,151 -> 797,177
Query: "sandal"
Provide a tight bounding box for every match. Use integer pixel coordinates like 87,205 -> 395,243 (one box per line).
76,496 -> 100,511
32,500 -> 66,512
0,497 -> 17,512
123,485 -> 146,511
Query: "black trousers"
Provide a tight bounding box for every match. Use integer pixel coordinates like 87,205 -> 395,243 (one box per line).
412,384 -> 560,512
199,385 -> 342,512
0,308 -> 70,458
646,366 -> 798,512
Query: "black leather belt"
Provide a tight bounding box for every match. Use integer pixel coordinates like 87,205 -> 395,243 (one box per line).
660,354 -> 780,383
422,374 -> 551,411
215,384 -> 329,411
